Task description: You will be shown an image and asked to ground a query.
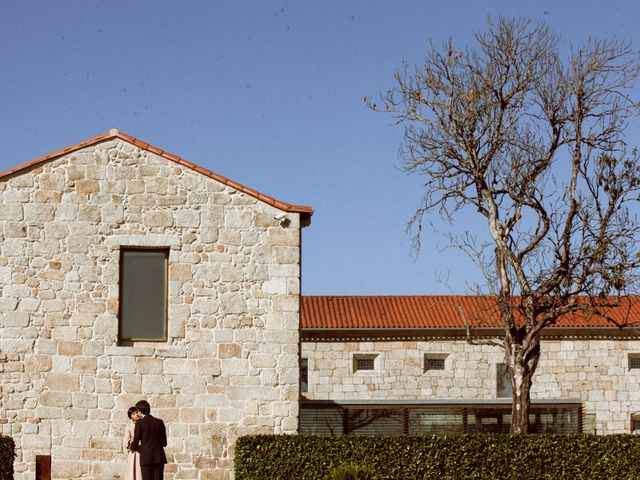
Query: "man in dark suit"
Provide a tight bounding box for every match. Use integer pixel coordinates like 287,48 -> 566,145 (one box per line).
130,400 -> 167,480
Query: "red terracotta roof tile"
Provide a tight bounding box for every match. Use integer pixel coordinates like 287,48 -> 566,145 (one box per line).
241,186 -> 260,198
162,151 -> 181,163
0,129 -> 313,220
301,296 -> 640,330
226,179 -> 243,191
178,158 -> 197,169
193,165 -> 213,176
146,145 -> 164,156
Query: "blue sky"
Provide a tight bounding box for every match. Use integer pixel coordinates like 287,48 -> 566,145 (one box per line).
1,0 -> 639,294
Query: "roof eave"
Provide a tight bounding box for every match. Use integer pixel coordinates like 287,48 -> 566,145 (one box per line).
0,128 -> 313,222
301,326 -> 640,337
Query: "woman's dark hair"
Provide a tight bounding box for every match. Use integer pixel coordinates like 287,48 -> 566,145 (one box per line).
127,407 -> 138,419
135,400 -> 151,416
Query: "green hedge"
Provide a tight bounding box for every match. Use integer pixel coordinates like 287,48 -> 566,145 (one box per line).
235,434 -> 640,480
0,435 -> 15,480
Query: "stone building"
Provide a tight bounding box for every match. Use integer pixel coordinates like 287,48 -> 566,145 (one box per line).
299,296 -> 640,435
0,130 -> 312,479
4,129 -> 640,480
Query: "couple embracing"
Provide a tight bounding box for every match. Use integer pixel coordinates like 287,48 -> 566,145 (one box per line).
123,400 -> 167,480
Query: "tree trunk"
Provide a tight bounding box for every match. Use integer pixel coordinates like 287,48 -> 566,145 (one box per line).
506,331 -> 541,435
510,361 -> 533,434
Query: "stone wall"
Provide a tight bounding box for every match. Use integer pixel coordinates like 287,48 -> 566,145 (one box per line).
301,335 -> 640,433
0,138 -> 302,479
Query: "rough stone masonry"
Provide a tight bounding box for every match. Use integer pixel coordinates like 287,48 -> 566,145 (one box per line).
0,136 -> 303,479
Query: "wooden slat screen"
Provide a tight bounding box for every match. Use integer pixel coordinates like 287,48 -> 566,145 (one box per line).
347,408 -> 404,435
299,408 -> 344,434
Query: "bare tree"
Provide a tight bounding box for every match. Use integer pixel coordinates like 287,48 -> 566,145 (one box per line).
369,17 -> 640,434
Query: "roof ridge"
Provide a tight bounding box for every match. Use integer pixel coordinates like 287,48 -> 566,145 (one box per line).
0,129 -> 313,218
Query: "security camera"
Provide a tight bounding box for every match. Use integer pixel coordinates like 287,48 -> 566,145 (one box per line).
274,212 -> 287,221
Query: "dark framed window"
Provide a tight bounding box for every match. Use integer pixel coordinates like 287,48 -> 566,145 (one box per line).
300,402 -> 582,435
410,409 -> 463,433
496,363 -> 512,398
119,248 -> 168,342
631,415 -> 640,433
353,354 -> 377,372
424,354 -> 447,371
301,358 -> 309,393
629,354 -> 640,370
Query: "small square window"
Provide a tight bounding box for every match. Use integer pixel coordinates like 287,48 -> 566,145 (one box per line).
300,358 -> 308,393
425,358 -> 445,370
424,354 -> 448,372
353,354 -> 378,372
356,358 -> 375,371
629,354 -> 640,370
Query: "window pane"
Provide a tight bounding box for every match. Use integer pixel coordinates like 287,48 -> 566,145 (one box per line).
496,363 -> 512,398
356,358 -> 374,371
300,358 -> 308,392
467,410 -> 510,433
583,413 -> 597,434
409,409 -> 463,434
629,355 -> 640,370
353,354 -> 378,372
348,409 -> 404,435
120,250 -> 167,341
300,408 -> 343,434
528,408 -> 580,434
299,405 -> 581,435
425,358 -> 446,371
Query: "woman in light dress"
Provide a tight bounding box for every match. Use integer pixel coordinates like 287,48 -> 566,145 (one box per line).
123,406 -> 143,480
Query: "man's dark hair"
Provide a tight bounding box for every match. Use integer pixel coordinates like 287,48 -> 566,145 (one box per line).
127,406 -> 138,419
135,400 -> 151,416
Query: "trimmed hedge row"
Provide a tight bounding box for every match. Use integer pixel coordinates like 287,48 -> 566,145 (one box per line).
0,435 -> 15,480
235,434 -> 640,480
